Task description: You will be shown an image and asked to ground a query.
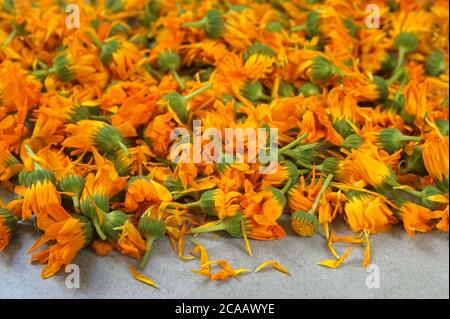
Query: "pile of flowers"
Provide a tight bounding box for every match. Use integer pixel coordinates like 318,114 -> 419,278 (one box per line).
0,0 -> 448,286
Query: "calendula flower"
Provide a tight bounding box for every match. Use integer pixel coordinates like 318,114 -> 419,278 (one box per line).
0,208 -> 18,252
0,148 -> 22,188
28,214 -> 94,278
116,220 -> 147,260
124,176 -> 172,213
79,166 -> 126,239
137,209 -> 167,269
338,143 -> 394,188
344,192 -> 397,233
291,174 -> 333,237
422,131 -> 449,181
63,120 -> 129,156
399,202 -> 437,237
144,113 -> 176,157
182,9 -> 224,39
239,180 -> 286,240
186,188 -> 241,219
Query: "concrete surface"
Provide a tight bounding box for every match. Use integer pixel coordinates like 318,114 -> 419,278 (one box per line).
0,213 -> 448,299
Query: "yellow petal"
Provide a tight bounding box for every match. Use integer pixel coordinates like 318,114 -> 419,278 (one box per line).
255,260 -> 290,275
317,246 -> 353,269
361,231 -> 371,268
241,221 -> 252,257
128,265 -> 159,288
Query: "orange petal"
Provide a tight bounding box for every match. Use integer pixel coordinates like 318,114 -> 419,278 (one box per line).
128,265 -> 159,288
317,246 -> 353,269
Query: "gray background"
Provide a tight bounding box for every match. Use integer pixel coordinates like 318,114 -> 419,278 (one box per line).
0,213 -> 448,299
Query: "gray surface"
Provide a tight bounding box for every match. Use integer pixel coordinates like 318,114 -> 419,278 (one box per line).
0,215 -> 448,299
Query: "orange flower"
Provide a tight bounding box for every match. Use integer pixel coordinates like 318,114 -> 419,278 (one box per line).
400,202 -> 436,237
124,177 -> 172,213
339,143 -> 393,188
0,208 -> 17,252
28,215 -> 93,278
422,132 -> 449,181
15,180 -> 63,230
239,180 -> 286,240
144,113 -> 176,157
344,192 -> 397,233
287,169 -> 322,212
0,147 -> 22,188
115,220 -> 147,259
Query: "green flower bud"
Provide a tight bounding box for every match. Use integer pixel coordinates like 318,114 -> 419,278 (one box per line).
93,123 -> 129,156
163,83 -> 212,123
425,49 -> 446,77
157,51 -> 181,72
241,81 -> 271,103
58,175 -> 85,197
138,213 -> 166,269
266,187 -> 287,208
182,10 -> 224,39
435,119 -> 449,136
243,43 -> 276,61
75,214 -> 95,248
31,54 -> 73,82
321,157 -> 341,175
299,82 -> 322,97
291,211 -> 319,237
373,76 -> 389,101
108,149 -> 131,177
186,189 -> 223,216
157,51 -> 185,90
69,105 -> 90,123
101,210 -> 129,242
394,32 -> 419,54
24,168 -> 57,187
278,82 -> 296,97
309,56 -> 343,81
305,11 -> 320,38
58,174 -> 85,209
340,133 -> 362,150
332,119 -> 353,138
377,128 -> 422,154
100,38 -> 121,64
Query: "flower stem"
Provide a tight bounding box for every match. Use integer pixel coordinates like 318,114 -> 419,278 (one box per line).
280,134 -> 308,153
93,220 -> 107,241
308,174 -> 333,214
182,18 -> 206,29
280,178 -> 292,194
139,237 -> 155,269
184,83 -> 213,101
171,69 -> 186,90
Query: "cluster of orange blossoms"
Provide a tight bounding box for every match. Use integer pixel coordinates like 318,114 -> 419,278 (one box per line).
0,0 -> 448,285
